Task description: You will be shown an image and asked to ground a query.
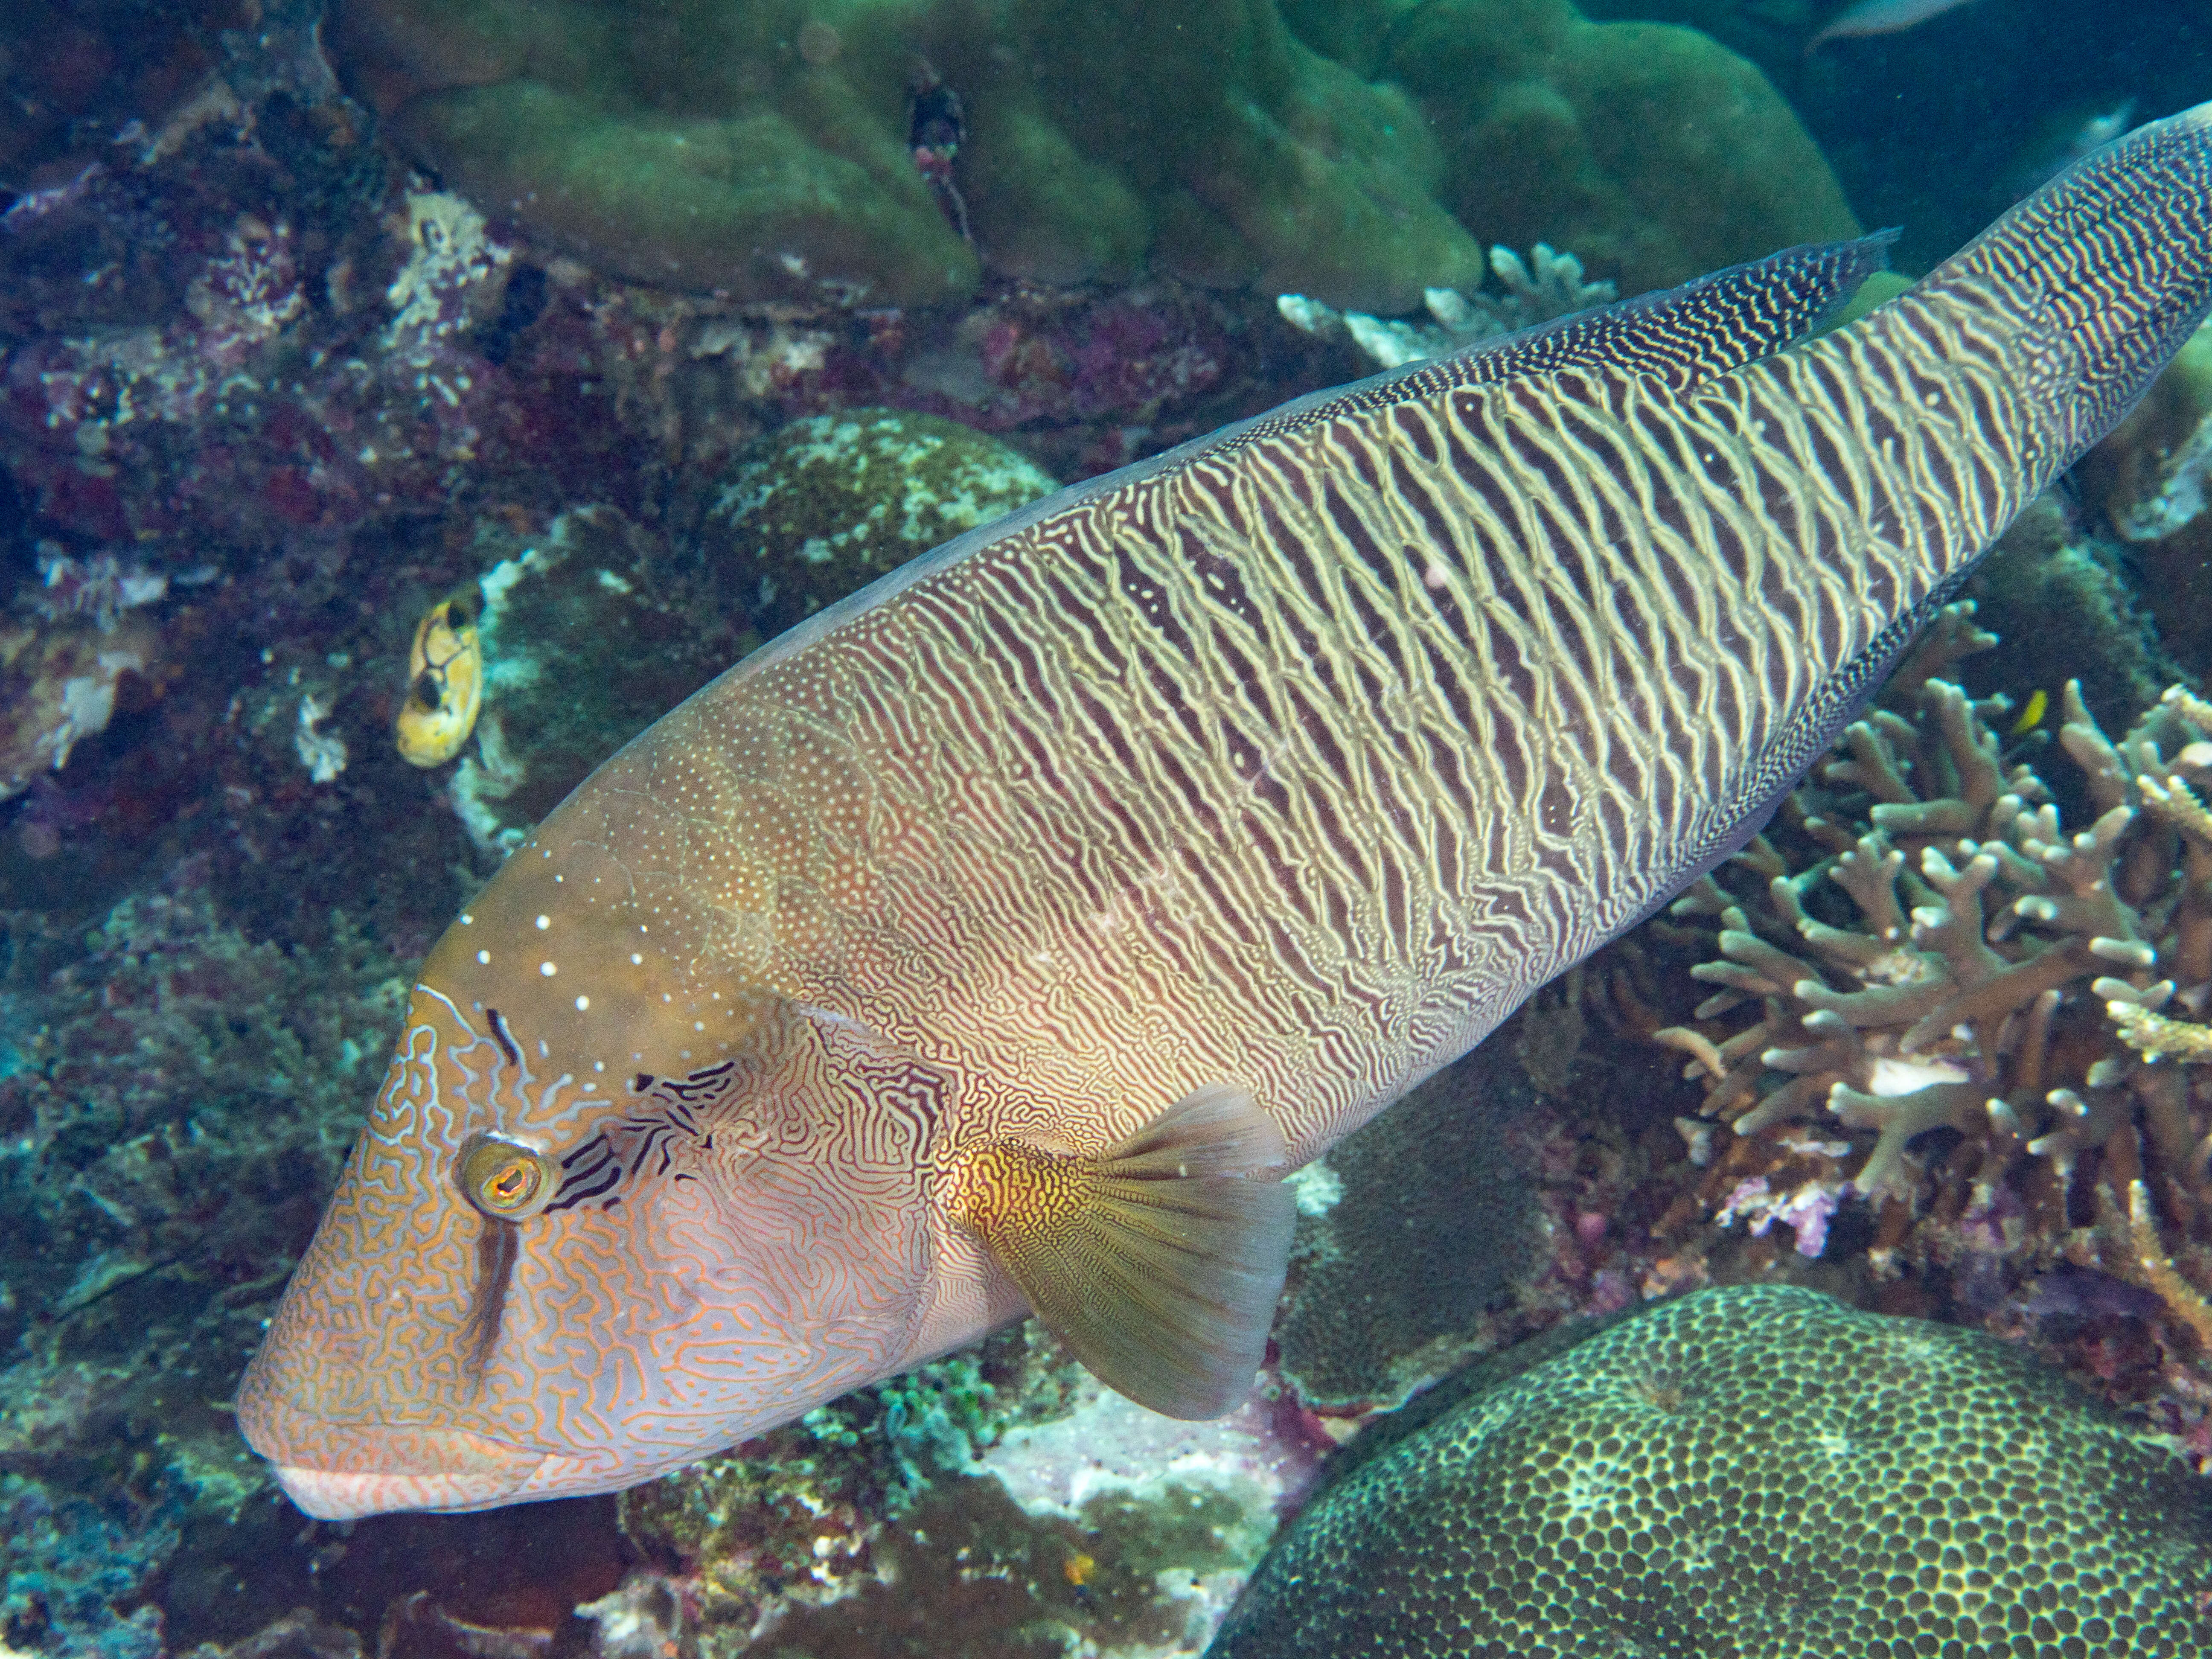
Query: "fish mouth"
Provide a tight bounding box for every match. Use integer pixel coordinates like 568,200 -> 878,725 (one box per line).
274,1458 -> 546,1520
240,1376 -> 556,1518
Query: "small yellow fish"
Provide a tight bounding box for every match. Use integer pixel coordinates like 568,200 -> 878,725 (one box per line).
2009,687 -> 2049,736
395,593 -> 483,766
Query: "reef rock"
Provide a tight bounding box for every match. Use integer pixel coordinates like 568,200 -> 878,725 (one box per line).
330,0 -> 1854,311
0,600 -> 160,804
1210,1284 -> 2212,1656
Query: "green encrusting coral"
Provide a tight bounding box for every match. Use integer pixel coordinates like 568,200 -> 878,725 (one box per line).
1211,1285 -> 2212,1657
332,0 -> 1857,311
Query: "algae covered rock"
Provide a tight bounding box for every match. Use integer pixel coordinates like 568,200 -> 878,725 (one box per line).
698,407 -> 1057,636
1275,1039 -> 1546,1408
436,505 -> 745,854
1211,1284 -> 2212,1657
331,0 -> 1852,311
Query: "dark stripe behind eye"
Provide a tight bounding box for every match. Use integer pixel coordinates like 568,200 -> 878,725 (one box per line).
460,1215 -> 519,1382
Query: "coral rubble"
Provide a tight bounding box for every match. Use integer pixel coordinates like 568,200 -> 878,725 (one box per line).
1210,1284 -> 2212,1656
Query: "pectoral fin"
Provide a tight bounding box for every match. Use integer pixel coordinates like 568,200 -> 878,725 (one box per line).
948,1084 -> 1295,1420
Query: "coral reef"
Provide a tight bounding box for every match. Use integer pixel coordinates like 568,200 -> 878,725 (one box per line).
0,876 -> 413,1655
1210,1284 -> 2212,1656
1652,604 -> 2212,1419
330,0 -> 1854,313
694,408 -> 1057,638
0,3 -> 2197,1655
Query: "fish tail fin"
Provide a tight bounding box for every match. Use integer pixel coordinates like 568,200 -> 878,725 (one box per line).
1909,99 -> 2212,478
947,1084 -> 1295,1420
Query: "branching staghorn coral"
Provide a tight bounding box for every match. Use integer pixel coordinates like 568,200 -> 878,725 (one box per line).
1654,605 -> 2212,1344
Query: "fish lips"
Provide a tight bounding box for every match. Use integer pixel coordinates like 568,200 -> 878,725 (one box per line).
241,1385 -> 568,1518
274,1455 -> 541,1520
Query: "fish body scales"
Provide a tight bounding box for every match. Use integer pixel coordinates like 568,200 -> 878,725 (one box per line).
238,103 -> 2212,1517
665,316 -> 2009,1170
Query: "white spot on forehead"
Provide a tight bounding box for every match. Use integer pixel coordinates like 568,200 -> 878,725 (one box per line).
541,961 -> 557,976
575,995 -> 590,1011
535,914 -> 550,930
477,949 -> 491,964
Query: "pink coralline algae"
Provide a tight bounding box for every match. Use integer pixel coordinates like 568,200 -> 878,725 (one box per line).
2,189 -> 541,549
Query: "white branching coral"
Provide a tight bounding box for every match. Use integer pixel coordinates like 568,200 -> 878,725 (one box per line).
1656,605 -> 2212,1315
1276,245 -> 1616,370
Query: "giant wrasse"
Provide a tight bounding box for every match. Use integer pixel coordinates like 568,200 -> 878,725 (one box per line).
239,102 -> 2212,1519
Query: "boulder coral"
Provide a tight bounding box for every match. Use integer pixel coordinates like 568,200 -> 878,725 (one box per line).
695,407 -> 1057,636
330,0 -> 1858,311
1210,1285 -> 2212,1656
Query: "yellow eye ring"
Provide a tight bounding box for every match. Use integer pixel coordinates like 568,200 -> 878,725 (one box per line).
457,1134 -> 554,1219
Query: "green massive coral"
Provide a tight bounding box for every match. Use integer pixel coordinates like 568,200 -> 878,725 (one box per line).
1211,1285 -> 2212,1657
333,0 -> 1856,311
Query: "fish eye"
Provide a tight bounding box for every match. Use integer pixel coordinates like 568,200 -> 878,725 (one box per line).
457,1134 -> 554,1219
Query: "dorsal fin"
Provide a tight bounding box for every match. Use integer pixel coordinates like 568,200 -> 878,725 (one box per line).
1222,230 -> 1898,456
1440,230 -> 1900,391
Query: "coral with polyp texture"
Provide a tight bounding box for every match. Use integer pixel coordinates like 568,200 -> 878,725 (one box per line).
329,0 -> 1855,313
